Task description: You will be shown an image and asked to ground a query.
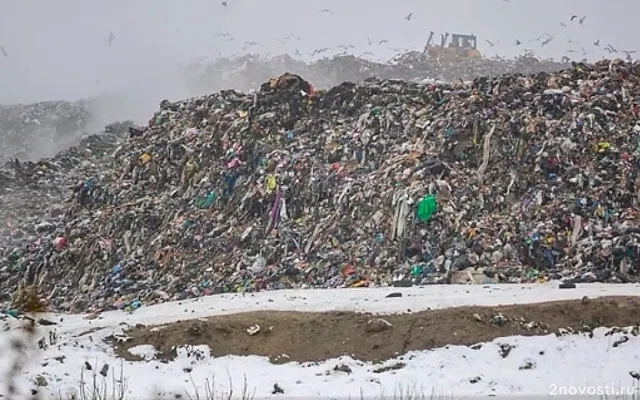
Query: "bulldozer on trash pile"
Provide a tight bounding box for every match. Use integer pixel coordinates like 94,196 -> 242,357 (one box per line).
423,31 -> 482,61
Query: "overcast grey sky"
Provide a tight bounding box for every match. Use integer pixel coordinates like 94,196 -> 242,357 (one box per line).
0,0 -> 637,109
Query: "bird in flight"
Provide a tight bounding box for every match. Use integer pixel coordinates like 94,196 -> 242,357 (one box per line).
605,44 -> 618,53
515,39 -> 522,46
541,37 -> 553,47
0,46 -> 7,58
242,41 -> 259,48
593,40 -> 600,46
405,13 -> 412,21
275,36 -> 297,44
570,15 -> 578,21
311,47 -> 330,56
560,22 -> 567,27
623,50 -> 636,62
622,50 -> 636,60
579,16 -> 586,25
379,40 -> 388,45
485,39 -> 498,47
320,9 -> 333,15
221,1 -> 227,6
108,32 -> 115,46
530,33 -> 551,43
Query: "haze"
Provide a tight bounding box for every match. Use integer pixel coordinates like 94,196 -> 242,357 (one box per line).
0,0 -> 637,122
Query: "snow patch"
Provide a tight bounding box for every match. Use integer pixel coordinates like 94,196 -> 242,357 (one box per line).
128,344 -> 157,361
2,284 -> 640,398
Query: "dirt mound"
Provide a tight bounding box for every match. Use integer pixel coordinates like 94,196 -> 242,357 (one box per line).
111,296 -> 640,364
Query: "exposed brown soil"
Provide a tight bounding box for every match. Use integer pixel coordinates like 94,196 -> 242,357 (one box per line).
109,296 -> 640,364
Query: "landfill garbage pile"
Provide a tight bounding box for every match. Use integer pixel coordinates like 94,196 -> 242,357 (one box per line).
186,52 -> 571,95
0,100 -> 91,163
0,121 -> 131,305
4,60 -> 640,313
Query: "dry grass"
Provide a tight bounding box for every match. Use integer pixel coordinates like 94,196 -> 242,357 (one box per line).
71,361 -> 128,400
185,373 -> 254,400
11,284 -> 46,313
3,344 -> 639,400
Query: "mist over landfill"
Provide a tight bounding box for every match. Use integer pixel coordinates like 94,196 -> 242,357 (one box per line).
1,0 -> 638,102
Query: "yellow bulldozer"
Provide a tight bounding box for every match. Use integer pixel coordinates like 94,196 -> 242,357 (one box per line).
423,32 -> 482,61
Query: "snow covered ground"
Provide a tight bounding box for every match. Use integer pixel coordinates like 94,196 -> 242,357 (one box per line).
2,283 -> 640,399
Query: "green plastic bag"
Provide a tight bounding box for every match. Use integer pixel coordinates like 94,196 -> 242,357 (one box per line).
417,195 -> 438,222
196,192 -> 216,209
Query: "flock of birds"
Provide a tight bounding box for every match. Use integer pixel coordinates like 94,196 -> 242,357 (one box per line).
0,3 -> 636,64
501,15 -> 637,62
216,3 -> 637,63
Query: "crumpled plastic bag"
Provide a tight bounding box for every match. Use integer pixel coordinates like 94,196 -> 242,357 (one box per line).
417,195 -> 438,222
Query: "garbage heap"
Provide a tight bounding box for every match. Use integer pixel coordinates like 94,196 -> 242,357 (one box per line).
0,122 -> 131,306
185,52 -> 571,95
0,100 -> 91,163
4,61 -> 640,313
